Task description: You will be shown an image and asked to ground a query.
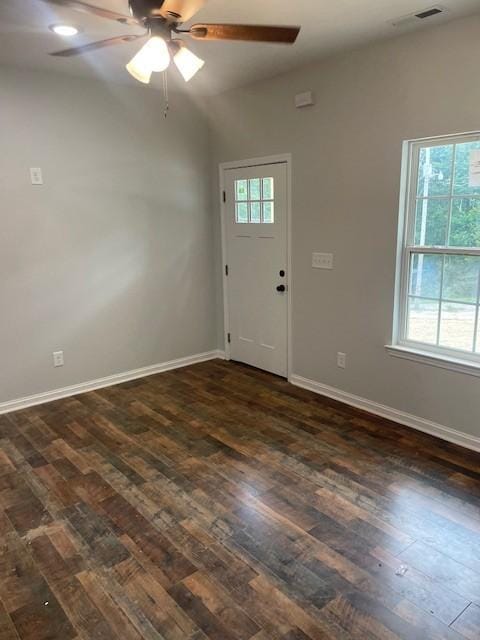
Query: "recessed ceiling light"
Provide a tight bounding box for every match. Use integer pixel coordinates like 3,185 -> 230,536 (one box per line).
49,24 -> 80,37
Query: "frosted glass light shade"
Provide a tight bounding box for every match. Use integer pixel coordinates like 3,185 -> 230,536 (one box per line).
173,45 -> 205,82
126,37 -> 170,84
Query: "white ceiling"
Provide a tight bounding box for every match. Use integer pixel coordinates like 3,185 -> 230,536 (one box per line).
1,0 -> 479,94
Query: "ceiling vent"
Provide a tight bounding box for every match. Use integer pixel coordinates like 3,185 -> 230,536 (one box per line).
415,7 -> 443,19
391,6 -> 447,28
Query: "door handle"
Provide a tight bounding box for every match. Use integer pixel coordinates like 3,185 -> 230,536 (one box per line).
276,284 -> 286,292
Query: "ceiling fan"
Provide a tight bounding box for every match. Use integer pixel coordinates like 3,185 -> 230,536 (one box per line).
41,0 -> 301,84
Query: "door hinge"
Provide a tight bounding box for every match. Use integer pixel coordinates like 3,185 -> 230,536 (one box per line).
222,190 -> 226,203
225,264 -> 229,276
227,333 -> 231,344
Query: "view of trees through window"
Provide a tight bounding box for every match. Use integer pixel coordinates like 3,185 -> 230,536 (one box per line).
405,137 -> 480,354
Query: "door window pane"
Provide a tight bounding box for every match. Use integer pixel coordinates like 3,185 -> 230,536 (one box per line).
235,180 -> 248,201
263,178 -> 274,200
407,298 -> 439,344
263,202 -> 274,224
249,178 -> 261,200
235,202 -> 248,223
250,202 -> 261,223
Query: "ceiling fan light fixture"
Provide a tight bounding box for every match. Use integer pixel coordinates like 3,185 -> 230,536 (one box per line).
50,24 -> 80,36
173,44 -> 204,82
126,59 -> 153,84
126,36 -> 170,84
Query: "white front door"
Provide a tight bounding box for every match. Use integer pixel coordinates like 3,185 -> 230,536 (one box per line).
224,162 -> 288,377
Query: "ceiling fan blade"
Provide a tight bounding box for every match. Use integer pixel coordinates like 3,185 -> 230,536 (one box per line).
39,0 -> 140,26
153,0 -> 206,23
188,24 -> 300,44
50,34 -> 145,57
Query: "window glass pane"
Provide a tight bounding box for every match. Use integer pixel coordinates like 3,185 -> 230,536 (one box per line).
409,254 -> 442,299
249,178 -> 261,201
250,202 -> 261,223
235,202 -> 248,223
402,136 -> 480,357
442,256 -> 480,304
235,180 -> 248,201
449,197 -> 480,247
263,178 -> 274,200
417,144 -> 453,198
453,140 -> 480,196
407,297 -> 439,344
439,302 -> 476,351
414,198 -> 449,246
263,201 -> 274,224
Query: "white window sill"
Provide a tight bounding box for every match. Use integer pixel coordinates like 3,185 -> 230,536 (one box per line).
385,344 -> 480,378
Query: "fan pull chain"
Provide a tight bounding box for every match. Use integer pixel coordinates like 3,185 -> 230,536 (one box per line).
162,71 -> 169,118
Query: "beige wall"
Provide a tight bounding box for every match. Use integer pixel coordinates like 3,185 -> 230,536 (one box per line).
209,16 -> 480,438
0,67 -> 216,403
2,16 -> 480,440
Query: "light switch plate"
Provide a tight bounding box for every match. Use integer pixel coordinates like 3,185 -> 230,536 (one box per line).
53,351 -> 64,367
312,252 -> 334,269
30,168 -> 43,185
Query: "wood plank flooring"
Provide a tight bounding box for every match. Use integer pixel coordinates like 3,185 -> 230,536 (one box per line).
1,359 -> 480,639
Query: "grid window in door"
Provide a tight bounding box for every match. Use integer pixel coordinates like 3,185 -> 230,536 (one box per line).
235,177 -> 275,223
395,133 -> 480,360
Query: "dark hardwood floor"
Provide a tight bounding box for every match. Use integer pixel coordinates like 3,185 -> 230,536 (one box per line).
1,359 -> 480,639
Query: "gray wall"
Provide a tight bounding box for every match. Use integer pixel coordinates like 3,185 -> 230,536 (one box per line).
0,66 -> 216,403
209,16 -> 480,438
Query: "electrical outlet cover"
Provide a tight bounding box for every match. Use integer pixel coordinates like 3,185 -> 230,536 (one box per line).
312,252 -> 334,269
337,352 -> 346,369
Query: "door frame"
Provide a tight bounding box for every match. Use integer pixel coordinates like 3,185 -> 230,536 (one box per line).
219,153 -> 293,379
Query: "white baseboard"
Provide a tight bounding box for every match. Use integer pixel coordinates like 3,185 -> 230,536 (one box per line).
290,374 -> 480,454
0,350 -> 225,416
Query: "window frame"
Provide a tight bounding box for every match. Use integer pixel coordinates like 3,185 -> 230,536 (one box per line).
234,177 -> 275,224
390,131 -> 480,373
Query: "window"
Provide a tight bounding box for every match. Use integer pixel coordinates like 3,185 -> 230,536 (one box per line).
393,132 -> 480,367
235,177 -> 274,223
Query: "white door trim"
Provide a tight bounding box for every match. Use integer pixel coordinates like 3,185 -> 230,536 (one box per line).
219,153 -> 293,379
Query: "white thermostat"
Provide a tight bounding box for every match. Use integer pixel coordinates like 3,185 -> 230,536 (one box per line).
295,91 -> 315,108
30,167 -> 43,185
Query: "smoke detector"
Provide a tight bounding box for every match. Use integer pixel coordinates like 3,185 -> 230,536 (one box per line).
391,6 -> 448,28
